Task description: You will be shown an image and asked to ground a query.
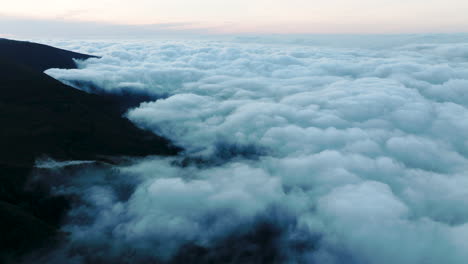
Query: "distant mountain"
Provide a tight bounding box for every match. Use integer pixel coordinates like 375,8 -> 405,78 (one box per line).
0,39 -> 180,261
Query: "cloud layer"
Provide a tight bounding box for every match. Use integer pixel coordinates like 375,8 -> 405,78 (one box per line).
39,36 -> 468,263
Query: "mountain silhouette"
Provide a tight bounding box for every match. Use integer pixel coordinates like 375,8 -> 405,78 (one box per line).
0,38 -> 179,262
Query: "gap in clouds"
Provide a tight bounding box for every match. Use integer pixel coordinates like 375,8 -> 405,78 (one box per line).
25,35 -> 468,263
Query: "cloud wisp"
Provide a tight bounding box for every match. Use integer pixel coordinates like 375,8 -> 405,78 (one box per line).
36,36 -> 468,263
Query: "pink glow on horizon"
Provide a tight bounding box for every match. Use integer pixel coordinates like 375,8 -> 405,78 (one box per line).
1,0 -> 468,34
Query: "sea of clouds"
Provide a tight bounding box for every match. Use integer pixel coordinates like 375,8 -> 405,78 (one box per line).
34,35 -> 468,263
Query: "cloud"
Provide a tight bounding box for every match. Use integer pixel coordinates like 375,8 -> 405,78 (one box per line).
35,36 -> 468,263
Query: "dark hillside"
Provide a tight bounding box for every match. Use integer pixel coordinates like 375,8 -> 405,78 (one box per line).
0,56 -> 178,166
0,38 -> 96,72
0,39 -> 179,262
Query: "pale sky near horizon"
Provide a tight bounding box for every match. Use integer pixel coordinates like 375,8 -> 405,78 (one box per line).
1,0 -> 468,36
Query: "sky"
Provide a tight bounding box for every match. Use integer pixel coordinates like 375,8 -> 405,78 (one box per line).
1,0 -> 468,37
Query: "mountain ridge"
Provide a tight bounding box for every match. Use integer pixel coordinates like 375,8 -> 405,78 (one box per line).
0,38 -> 98,72
0,38 -> 179,262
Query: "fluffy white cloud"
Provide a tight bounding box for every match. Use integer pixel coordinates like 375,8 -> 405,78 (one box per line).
40,36 -> 468,263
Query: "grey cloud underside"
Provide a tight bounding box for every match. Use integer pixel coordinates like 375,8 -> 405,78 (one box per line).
40,37 -> 468,263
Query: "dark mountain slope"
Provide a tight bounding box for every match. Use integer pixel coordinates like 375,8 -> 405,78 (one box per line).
0,39 -> 179,166
0,56 -> 179,166
0,39 -> 180,262
0,38 -> 96,72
